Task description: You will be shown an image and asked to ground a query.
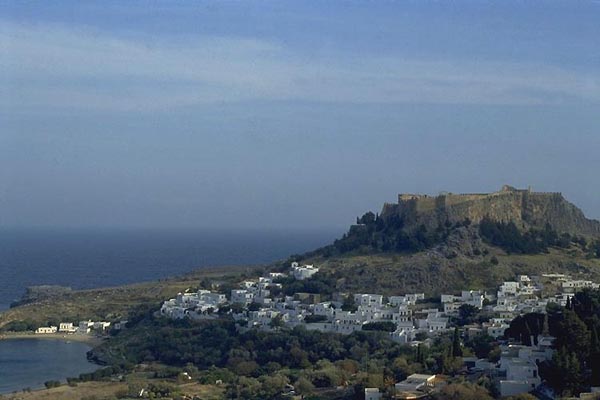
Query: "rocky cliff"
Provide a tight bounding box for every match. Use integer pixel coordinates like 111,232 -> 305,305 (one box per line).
380,185 -> 600,237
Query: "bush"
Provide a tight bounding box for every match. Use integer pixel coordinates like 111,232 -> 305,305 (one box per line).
304,314 -> 328,323
0,320 -> 39,332
362,321 -> 396,332
479,217 -> 569,254
44,380 -> 61,389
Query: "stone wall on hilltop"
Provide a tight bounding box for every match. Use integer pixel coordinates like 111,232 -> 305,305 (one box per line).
381,185 -> 600,237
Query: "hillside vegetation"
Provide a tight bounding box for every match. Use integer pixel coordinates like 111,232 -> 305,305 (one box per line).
288,186 -> 600,296
0,266 -> 260,331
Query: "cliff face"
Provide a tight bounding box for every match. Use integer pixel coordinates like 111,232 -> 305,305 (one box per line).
381,185 -> 600,237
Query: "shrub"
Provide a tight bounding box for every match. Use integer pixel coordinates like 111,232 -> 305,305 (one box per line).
44,380 -> 61,389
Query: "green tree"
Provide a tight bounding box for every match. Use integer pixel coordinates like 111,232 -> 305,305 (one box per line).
415,344 -> 426,364
551,347 -> 583,395
521,321 -> 532,346
457,304 -> 480,326
342,295 -> 358,312
259,374 -> 289,398
269,315 -> 284,329
555,309 -> 590,360
452,327 -> 463,357
295,376 -> 315,396
362,321 -> 396,332
590,324 -> 600,386
226,376 -> 262,399
467,334 -> 495,359
541,314 -> 550,335
567,352 -> 582,395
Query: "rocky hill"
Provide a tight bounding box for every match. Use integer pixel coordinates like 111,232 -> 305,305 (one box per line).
382,185 -> 600,236
294,185 -> 600,296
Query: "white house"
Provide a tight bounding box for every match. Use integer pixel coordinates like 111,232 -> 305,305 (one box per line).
498,341 -> 548,397
313,302 -> 335,318
499,358 -> 540,397
392,306 -> 412,323
268,272 -> 286,279
201,291 -> 227,305
78,320 -> 94,333
562,280 -> 599,293
248,309 -> 285,329
443,302 -> 461,315
485,322 -> 510,338
58,322 -> 77,333
389,293 -> 424,306
461,290 -> 484,308
36,326 -> 57,334
354,294 -> 383,308
498,281 -> 519,297
390,326 -> 416,344
291,264 -> 319,280
161,289 -> 231,320
93,321 -> 111,331
426,317 -> 448,332
160,302 -> 187,319
332,319 -> 362,334
231,289 -> 255,305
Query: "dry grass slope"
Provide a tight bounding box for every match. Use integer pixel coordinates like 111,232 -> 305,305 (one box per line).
0,381 -> 224,400
305,245 -> 600,296
0,266 -> 259,330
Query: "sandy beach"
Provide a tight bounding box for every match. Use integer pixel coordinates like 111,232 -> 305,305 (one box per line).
0,332 -> 104,346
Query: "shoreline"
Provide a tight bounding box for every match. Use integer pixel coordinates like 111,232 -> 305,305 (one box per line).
0,334 -> 105,397
1,263 -> 259,307
0,332 -> 104,347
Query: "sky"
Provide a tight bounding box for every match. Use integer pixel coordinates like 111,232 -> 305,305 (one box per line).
1,1 -> 599,230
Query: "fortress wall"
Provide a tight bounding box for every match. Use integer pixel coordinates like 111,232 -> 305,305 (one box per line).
398,192 -> 517,221
443,193 -> 489,207
526,192 -> 562,197
392,187 -> 600,236
414,197 -> 437,213
399,194 -> 427,202
451,193 -> 525,224
394,192 -> 526,229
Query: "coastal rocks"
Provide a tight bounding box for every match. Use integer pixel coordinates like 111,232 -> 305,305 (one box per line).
10,285 -> 72,308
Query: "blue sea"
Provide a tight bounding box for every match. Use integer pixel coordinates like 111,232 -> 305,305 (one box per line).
0,339 -> 98,394
0,227 -> 341,310
0,227 -> 341,393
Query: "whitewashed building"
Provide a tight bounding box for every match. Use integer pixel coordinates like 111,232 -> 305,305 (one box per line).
231,289 -> 255,305
58,322 -> 76,333
291,263 -> 319,280
35,326 -> 57,334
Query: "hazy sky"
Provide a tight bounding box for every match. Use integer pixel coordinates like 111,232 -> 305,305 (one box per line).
1,1 -> 599,229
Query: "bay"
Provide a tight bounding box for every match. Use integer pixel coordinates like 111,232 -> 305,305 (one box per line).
0,339 -> 98,394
